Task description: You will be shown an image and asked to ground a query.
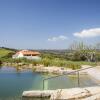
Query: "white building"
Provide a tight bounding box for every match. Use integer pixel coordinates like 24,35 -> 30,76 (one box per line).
12,50 -> 41,60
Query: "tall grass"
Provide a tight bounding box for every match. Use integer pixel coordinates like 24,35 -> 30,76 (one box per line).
0,56 -> 97,70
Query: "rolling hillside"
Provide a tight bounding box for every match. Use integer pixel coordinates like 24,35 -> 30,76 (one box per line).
0,48 -> 15,58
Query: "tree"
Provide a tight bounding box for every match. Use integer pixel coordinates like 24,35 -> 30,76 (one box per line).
69,41 -> 97,62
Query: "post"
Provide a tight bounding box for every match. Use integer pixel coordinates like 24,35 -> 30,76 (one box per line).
77,71 -> 80,87
43,79 -> 45,90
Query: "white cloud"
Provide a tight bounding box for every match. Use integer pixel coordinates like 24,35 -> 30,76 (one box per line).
74,28 -> 100,38
48,35 -> 67,42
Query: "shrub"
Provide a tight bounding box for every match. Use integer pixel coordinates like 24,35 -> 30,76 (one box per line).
41,58 -> 51,66
67,62 -> 81,70
0,60 -> 2,65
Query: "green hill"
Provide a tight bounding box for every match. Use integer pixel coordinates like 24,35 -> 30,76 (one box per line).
0,48 -> 15,58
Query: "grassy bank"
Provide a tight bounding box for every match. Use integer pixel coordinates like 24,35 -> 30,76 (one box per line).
0,57 -> 97,70
40,58 -> 96,69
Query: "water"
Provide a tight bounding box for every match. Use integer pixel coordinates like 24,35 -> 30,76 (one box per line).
0,66 -> 98,100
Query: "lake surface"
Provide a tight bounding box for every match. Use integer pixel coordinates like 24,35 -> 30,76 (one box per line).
0,66 -> 99,100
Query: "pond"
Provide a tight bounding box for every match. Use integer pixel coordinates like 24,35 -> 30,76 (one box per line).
0,66 -> 99,100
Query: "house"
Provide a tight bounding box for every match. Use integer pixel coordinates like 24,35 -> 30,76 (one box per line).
12,50 -> 41,60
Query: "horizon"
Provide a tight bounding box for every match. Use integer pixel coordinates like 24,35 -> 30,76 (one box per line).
0,0 -> 100,49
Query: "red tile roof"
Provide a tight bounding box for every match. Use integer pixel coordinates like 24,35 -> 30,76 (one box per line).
16,50 -> 40,55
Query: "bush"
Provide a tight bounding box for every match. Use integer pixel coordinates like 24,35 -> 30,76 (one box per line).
0,60 -> 2,65
41,58 -> 51,66
67,63 -> 81,70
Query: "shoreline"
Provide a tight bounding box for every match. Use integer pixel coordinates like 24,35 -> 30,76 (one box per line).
1,62 -> 88,75
1,63 -> 100,82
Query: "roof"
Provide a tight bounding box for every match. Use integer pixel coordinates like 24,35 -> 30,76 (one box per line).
16,50 -> 40,55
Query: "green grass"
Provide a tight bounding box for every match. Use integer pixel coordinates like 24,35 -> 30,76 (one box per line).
0,48 -> 14,58
40,58 -> 97,69
64,61 -> 97,66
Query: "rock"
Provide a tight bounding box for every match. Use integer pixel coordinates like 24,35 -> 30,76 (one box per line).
22,86 -> 100,100
22,90 -> 55,98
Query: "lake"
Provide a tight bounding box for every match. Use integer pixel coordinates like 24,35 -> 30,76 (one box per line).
0,66 -> 98,100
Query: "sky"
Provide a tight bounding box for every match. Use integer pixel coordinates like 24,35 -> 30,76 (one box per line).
0,0 -> 100,49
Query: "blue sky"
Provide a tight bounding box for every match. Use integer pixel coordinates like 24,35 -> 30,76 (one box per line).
0,0 -> 100,49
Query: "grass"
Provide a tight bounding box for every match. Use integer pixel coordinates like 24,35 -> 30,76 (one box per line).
40,58 -> 97,69
65,61 -> 97,66
0,48 -> 14,58
1,57 -> 96,70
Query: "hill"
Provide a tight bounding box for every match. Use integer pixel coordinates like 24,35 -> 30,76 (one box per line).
0,48 -> 15,58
